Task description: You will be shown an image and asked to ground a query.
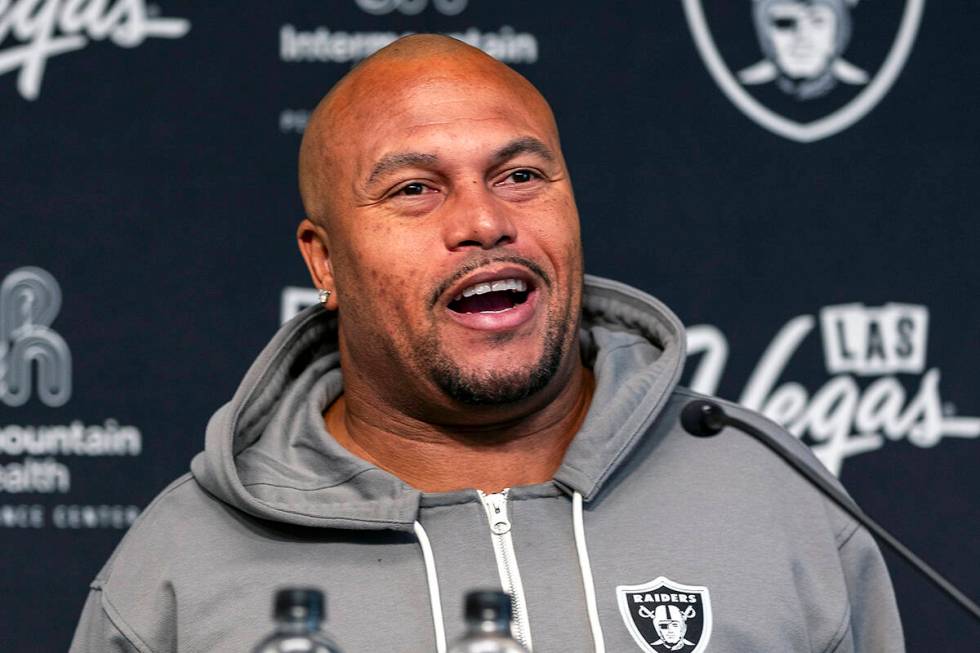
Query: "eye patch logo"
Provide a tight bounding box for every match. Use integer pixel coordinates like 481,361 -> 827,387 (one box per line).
682,0 -> 925,142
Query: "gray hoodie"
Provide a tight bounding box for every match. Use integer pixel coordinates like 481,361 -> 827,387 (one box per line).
70,275 -> 905,653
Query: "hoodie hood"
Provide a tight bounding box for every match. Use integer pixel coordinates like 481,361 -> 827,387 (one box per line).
190,274 -> 686,532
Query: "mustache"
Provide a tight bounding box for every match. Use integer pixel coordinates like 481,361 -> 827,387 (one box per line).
429,254 -> 552,308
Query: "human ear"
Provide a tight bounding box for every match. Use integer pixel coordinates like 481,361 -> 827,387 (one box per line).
296,218 -> 338,310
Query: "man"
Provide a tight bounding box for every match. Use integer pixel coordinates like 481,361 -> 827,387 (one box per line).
70,35 -> 904,652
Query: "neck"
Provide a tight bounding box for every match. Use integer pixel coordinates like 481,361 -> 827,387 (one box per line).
324,364 -> 594,493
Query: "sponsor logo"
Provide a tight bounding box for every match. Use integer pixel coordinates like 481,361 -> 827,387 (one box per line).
0,0 -> 191,101
617,577 -> 712,653
0,267 -> 140,526
279,24 -> 538,66
682,0 -> 925,142
354,0 -> 468,16
0,266 -> 70,407
687,303 -> 980,475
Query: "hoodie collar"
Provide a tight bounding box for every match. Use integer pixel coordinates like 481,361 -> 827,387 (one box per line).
555,275 -> 686,500
191,274 -> 686,531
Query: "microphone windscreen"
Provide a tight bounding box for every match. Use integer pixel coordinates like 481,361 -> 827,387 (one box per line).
680,400 -> 726,438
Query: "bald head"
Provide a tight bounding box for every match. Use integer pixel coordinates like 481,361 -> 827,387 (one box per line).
298,34 -> 559,225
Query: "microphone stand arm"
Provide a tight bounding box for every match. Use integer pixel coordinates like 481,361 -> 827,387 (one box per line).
685,400 -> 980,622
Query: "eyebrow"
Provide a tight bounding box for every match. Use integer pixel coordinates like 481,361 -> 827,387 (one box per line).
365,137 -> 556,187
366,152 -> 439,186
489,136 -> 556,166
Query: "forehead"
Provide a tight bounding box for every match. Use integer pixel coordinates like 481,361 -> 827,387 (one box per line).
326,68 -> 557,167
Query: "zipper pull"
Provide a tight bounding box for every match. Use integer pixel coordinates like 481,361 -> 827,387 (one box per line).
479,490 -> 512,535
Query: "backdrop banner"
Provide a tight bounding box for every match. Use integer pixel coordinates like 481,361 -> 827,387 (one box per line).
1,1 -> 976,650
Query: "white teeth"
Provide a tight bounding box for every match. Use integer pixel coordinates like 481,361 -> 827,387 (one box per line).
456,278 -> 527,300
491,279 -> 525,293
469,282 -> 492,297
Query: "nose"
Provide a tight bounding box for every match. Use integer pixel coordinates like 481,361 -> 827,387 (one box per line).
443,183 -> 517,251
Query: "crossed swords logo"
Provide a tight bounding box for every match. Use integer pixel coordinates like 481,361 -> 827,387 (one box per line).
637,605 -> 697,622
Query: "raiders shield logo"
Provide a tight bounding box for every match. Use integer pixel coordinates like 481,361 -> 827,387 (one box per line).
617,577 -> 712,653
682,0 -> 925,142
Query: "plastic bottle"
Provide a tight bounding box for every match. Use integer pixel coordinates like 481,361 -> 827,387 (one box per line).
448,590 -> 530,653
251,587 -> 343,653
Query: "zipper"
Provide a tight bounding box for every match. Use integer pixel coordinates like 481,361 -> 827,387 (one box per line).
477,489 -> 533,651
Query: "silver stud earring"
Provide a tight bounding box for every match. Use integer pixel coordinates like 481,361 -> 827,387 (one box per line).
317,288 -> 332,305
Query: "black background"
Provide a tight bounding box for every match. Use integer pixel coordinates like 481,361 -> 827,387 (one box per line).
1,1 -> 977,650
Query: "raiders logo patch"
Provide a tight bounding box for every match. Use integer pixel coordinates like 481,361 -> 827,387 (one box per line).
616,576 -> 712,653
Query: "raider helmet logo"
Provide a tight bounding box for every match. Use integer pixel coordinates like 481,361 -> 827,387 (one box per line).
682,0 -> 925,142
617,576 -> 712,653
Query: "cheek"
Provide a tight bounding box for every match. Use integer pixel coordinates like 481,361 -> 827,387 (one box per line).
524,188 -> 579,231
526,194 -> 582,268
335,228 -> 432,316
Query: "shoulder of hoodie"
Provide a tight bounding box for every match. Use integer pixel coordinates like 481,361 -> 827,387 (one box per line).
661,386 -> 861,547
83,471 -> 246,651
90,470 -> 243,600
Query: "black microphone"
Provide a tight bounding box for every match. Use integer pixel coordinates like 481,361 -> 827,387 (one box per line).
680,399 -> 980,622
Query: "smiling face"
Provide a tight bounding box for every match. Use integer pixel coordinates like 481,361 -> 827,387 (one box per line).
298,37 -> 584,421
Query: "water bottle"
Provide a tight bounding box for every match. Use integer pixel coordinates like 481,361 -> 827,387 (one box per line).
252,587 -> 343,653
448,590 -> 530,653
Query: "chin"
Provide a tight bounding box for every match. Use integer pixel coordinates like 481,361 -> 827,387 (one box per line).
429,347 -> 564,407
437,368 -> 548,406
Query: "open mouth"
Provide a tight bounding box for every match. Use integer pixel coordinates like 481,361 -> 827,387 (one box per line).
447,278 -> 531,314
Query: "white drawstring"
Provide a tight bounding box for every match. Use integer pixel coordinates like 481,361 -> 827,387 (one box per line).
414,520 -> 448,653
573,491 -> 606,653
416,496 -> 604,653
